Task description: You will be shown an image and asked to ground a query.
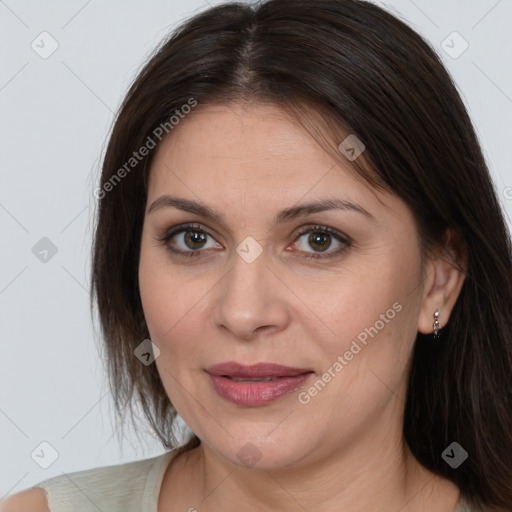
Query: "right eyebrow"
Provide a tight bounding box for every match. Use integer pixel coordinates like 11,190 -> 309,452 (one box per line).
147,194 -> 376,225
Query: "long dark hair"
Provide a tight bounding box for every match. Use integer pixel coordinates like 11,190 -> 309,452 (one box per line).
90,1 -> 512,509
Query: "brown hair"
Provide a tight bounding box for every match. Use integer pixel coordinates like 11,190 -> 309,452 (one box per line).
90,1 -> 512,508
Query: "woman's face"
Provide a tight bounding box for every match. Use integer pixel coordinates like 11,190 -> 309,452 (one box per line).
138,103 -> 430,469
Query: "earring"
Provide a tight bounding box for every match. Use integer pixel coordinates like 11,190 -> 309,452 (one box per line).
433,309 -> 441,339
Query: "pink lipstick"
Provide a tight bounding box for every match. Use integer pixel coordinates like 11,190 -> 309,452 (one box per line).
205,361 -> 314,406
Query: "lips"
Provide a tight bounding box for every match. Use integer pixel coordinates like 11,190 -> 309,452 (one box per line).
205,361 -> 315,406
205,361 -> 313,379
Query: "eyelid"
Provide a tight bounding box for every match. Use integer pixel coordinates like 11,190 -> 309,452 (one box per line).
155,222 -> 351,259
294,224 -> 351,244
292,224 -> 351,259
154,223 -> 221,258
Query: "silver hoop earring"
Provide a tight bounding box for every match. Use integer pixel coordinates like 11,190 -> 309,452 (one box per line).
433,309 -> 441,339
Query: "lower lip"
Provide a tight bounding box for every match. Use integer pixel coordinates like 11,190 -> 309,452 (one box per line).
207,373 -> 314,406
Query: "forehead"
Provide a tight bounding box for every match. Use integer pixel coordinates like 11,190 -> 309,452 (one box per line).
155,104 -> 330,167
146,103 -> 404,224
150,104 -> 355,188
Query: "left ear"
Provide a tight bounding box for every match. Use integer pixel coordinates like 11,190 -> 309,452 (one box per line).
417,228 -> 467,335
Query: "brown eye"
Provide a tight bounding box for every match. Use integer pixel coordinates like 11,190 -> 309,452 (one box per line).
307,232 -> 332,252
182,230 -> 208,250
293,225 -> 351,259
156,223 -> 350,260
156,223 -> 222,258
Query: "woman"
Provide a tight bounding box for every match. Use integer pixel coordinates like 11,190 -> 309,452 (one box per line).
3,0 -> 511,510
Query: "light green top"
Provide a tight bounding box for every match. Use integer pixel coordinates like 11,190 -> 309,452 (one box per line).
31,449 -> 477,511
33,450 -> 177,512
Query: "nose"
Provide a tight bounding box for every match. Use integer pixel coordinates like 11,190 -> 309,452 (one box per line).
211,244 -> 291,341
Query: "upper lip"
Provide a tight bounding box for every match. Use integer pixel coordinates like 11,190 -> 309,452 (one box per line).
205,361 -> 313,378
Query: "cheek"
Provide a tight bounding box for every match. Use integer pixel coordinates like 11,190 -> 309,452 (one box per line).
139,274 -> 196,350
138,240 -> 211,359
139,238 -> 185,344
138,250 -> 168,341
303,249 -> 422,383
294,269 -> 420,433
322,262 -> 415,332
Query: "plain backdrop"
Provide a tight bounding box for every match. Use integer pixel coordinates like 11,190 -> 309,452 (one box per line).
1,0 -> 511,498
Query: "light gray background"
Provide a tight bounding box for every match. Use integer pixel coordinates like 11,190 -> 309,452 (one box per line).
1,0 -> 511,498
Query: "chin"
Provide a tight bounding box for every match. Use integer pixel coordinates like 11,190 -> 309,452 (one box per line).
212,429 -> 316,471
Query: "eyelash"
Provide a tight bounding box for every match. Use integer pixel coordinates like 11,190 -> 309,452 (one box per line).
154,223 -> 351,260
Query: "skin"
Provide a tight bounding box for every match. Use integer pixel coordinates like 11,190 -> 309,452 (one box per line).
138,103 -> 466,512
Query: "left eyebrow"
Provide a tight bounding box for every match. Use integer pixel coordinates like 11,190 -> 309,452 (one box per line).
275,198 -> 376,224
147,195 -> 376,225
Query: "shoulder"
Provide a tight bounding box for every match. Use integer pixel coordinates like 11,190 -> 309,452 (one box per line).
0,487 -> 50,512
456,495 -> 509,512
1,451 -> 176,512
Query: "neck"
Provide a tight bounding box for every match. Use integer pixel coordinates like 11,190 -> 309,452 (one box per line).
183,425 -> 459,511
164,382 -> 460,512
